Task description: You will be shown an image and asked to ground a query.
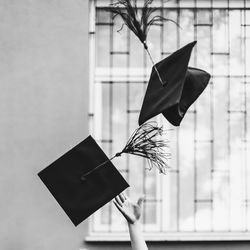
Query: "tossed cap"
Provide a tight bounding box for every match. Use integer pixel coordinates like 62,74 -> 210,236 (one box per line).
139,41 -> 211,126
38,135 -> 129,226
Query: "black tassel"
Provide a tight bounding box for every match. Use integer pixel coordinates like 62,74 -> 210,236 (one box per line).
81,121 -> 170,181
107,0 -> 178,49
107,0 -> 179,85
120,121 -> 170,174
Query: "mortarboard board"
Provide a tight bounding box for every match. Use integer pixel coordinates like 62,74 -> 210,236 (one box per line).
38,135 -> 129,226
138,41 -> 211,126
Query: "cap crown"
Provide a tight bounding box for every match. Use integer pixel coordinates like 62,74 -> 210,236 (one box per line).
38,136 -> 129,226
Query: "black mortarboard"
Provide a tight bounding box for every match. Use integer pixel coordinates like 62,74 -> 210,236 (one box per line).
138,41 -> 211,126
38,136 -> 129,226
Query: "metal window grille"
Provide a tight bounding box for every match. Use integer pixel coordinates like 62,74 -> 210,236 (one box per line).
88,0 -> 250,241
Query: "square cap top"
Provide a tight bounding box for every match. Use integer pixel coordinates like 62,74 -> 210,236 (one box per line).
38,136 -> 129,226
139,41 -> 210,126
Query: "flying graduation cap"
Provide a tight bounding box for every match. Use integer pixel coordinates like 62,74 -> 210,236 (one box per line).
38,123 -> 170,226
107,1 -> 210,126
139,41 -> 211,126
38,136 -> 129,226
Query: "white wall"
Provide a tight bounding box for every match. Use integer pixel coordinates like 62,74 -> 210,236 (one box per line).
0,1 -> 89,249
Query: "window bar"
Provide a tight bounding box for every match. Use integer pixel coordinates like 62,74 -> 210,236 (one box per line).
108,0 -> 114,232
245,2 -> 249,233
209,0 -> 214,232
96,22 -> 114,26
123,16 -> 130,217
142,21 -> 148,231
89,0 -> 96,137
194,139 -> 214,143
194,23 -> 213,27
89,0 -> 96,233
226,0 -> 231,232
243,0 -> 248,231
195,199 -> 213,203
193,0 -> 198,232
240,8 -> 244,230
213,74 -> 250,78
126,18 -> 130,189
211,52 -> 230,55
110,51 -> 129,55
159,0 -> 164,233
176,0 -> 181,233
212,169 -> 230,174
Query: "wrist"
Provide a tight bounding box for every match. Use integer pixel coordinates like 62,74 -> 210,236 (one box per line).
127,220 -> 141,227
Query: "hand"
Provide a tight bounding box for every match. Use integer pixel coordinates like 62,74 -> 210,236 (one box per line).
113,193 -> 144,224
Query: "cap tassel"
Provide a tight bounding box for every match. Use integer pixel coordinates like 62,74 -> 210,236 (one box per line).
80,122 -> 170,181
107,0 -> 179,85
121,121 -> 170,174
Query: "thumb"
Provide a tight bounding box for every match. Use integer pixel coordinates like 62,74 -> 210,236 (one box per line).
137,197 -> 145,208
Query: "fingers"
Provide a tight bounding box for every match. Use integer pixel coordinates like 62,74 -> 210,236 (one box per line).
115,195 -> 124,207
113,199 -> 121,208
117,193 -> 143,207
119,193 -> 127,202
113,199 -> 123,212
137,196 -> 145,208
123,193 -> 128,200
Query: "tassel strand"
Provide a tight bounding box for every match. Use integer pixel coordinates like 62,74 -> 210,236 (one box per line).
81,121 -> 170,180
107,0 -> 179,85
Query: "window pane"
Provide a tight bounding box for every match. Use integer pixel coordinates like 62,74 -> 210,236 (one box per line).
96,25 -> 110,67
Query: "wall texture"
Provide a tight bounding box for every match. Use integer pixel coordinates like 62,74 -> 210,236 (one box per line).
0,1 -> 89,249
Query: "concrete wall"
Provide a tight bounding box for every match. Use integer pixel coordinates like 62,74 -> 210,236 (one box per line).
0,1 -> 89,249
0,0 -> 249,249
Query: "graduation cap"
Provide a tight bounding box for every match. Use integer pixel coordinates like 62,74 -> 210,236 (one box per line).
38,135 -> 129,226
138,41 -> 211,126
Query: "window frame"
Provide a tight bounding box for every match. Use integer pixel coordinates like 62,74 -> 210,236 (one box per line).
87,0 -> 250,241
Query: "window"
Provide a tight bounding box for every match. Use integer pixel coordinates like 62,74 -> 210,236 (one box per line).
87,0 -> 250,241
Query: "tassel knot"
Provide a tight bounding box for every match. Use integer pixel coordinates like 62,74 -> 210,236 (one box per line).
143,41 -> 148,50
115,152 -> 122,157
